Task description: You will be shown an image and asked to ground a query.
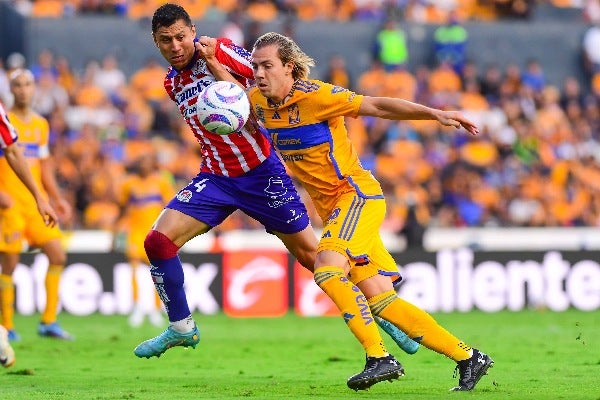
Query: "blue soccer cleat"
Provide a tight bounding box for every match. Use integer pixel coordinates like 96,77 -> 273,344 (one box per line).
134,325 -> 200,359
376,317 -> 420,355
38,322 -> 74,340
7,329 -> 20,342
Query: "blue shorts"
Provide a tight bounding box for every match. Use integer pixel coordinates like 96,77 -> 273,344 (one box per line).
166,153 -> 310,234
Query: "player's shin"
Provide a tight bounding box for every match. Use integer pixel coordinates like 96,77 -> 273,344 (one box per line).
368,290 -> 471,361
314,266 -> 387,357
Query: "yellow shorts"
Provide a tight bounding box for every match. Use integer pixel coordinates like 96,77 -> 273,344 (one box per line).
317,193 -> 401,285
0,202 -> 62,253
126,229 -> 149,261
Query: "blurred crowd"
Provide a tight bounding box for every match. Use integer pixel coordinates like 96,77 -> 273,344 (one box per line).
1,3 -> 600,242
6,0 -> 600,22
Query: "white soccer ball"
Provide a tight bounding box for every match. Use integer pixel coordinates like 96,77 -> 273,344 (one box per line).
197,81 -> 250,135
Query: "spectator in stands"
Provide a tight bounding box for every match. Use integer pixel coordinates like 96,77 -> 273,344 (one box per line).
129,57 -> 168,106
521,58 -> 546,94
322,54 -> 352,90
433,10 -> 468,75
30,49 -> 58,82
32,69 -> 69,119
373,19 -> 409,71
94,54 -> 127,100
479,63 -> 503,106
582,21 -> 600,78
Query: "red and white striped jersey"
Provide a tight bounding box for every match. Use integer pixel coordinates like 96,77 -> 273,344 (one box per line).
164,38 -> 272,177
0,102 -> 18,149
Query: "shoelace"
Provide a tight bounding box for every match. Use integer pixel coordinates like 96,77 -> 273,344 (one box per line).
452,359 -> 472,382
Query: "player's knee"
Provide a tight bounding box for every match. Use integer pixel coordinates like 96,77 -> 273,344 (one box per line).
144,230 -> 180,260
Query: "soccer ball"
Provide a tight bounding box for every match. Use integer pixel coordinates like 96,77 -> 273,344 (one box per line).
197,81 -> 250,135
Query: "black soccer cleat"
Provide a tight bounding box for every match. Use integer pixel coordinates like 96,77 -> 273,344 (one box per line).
450,349 -> 494,391
347,354 -> 404,391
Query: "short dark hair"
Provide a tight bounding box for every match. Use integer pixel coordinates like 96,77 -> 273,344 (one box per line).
151,3 -> 192,34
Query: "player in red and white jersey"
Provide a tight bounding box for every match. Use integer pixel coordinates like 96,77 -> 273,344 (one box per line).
0,102 -> 57,227
0,102 -> 18,148
163,36 -> 272,177
134,3 -> 316,360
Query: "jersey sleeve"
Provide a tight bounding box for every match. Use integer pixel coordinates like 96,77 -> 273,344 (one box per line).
214,38 -> 254,81
311,81 -> 363,121
0,103 -> 18,149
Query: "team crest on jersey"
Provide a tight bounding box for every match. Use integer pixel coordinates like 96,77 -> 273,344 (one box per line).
176,189 -> 193,203
288,104 -> 300,125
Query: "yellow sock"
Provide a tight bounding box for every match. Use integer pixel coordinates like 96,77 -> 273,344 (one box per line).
314,266 -> 387,358
368,290 -> 471,361
41,264 -> 63,324
0,274 -> 15,330
130,262 -> 139,304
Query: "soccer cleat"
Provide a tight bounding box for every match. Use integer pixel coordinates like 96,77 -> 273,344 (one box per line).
134,325 -> 200,359
7,329 -> 20,342
450,349 -> 494,391
38,322 -> 75,340
376,317 -> 419,355
347,354 -> 404,391
0,326 -> 16,368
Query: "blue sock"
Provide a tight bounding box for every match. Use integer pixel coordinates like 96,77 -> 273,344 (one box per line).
149,255 -> 191,322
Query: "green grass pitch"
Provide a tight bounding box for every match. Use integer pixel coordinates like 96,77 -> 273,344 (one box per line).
1,309 -> 599,399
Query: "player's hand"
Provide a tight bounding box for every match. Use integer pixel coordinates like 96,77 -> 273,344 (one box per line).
437,111 -> 479,136
36,198 -> 59,227
195,36 -> 217,61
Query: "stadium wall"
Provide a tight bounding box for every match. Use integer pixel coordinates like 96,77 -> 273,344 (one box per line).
12,229 -> 600,316
5,15 -> 589,90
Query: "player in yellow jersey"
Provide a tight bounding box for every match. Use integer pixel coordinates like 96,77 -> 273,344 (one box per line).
0,69 -> 73,341
244,32 -> 494,391
116,153 -> 175,327
1,100 -> 58,364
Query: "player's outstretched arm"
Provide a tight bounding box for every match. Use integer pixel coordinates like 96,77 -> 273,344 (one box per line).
3,143 -> 58,226
358,96 -> 479,136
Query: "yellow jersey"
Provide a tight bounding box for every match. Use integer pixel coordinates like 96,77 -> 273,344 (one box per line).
0,111 -> 49,205
118,172 -> 174,232
248,79 -> 383,220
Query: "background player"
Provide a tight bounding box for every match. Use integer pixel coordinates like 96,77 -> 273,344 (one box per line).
0,68 -> 73,341
1,95 -> 59,365
115,153 -> 174,327
134,4 -> 411,389
247,32 -> 494,391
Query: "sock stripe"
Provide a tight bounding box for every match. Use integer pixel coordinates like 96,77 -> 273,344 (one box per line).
368,291 -> 397,315
314,269 -> 343,286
